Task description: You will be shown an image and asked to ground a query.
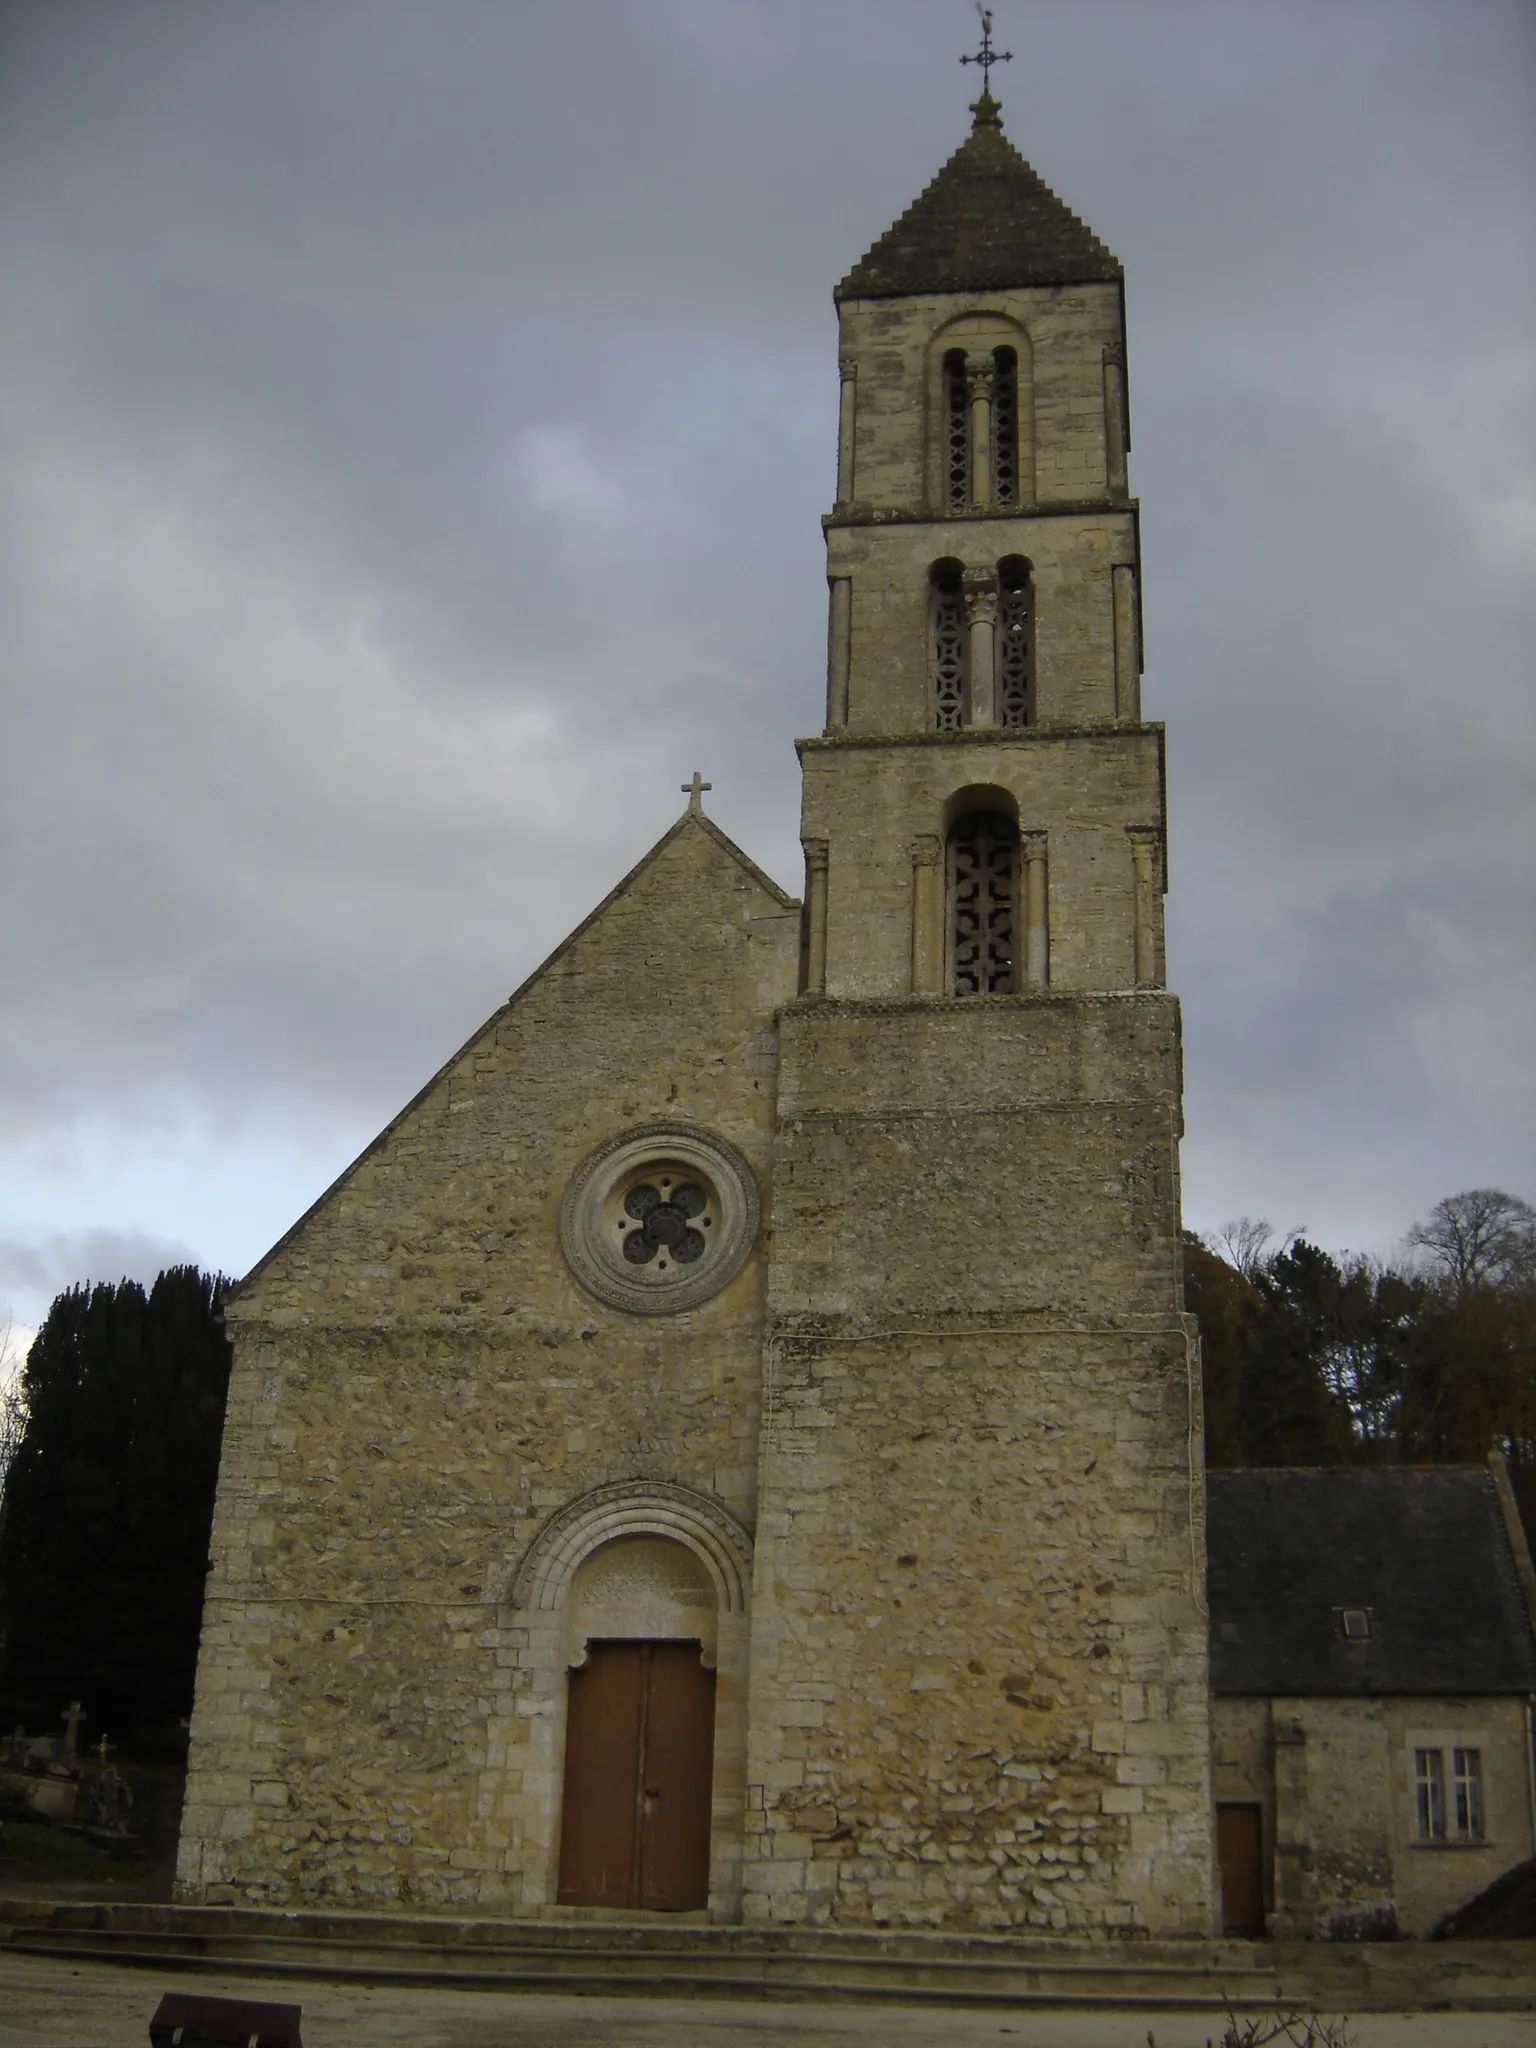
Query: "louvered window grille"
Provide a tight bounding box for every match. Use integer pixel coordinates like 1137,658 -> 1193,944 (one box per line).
993,348 -> 1019,505
948,811 -> 1018,995
998,559 -> 1035,729
945,352 -> 969,507
931,571 -> 967,730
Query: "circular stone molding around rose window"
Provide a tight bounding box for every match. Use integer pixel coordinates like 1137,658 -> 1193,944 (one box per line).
559,1122 -> 761,1316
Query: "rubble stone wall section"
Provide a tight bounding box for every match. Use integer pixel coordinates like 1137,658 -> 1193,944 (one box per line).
744,997 -> 1213,1937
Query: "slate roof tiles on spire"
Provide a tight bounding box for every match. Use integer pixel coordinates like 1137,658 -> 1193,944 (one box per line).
836,94 -> 1120,302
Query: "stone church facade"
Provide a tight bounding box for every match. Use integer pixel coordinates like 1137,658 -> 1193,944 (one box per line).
176,93 -> 1216,1937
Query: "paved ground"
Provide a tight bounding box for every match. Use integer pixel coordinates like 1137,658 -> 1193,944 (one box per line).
0,1957 -> 1532,2048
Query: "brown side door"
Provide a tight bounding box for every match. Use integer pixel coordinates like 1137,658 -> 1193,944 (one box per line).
1216,1801 -> 1266,1935
557,1640 -> 716,1911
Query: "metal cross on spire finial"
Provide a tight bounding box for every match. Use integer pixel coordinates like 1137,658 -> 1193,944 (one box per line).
960,4 -> 1012,97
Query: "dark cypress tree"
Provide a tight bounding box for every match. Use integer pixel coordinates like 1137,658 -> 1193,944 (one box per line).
0,1267 -> 232,1747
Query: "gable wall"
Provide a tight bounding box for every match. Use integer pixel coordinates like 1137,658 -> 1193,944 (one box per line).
176,823 -> 799,1909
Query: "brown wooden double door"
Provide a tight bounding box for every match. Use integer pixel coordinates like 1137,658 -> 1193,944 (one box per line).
557,1640 -> 716,1911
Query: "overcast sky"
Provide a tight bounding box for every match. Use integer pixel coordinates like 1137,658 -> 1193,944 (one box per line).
1,0 -> 1532,1337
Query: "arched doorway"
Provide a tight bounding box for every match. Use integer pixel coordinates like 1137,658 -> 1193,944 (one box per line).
556,1535 -> 718,1910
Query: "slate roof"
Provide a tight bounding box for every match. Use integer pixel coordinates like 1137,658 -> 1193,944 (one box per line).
836,95 -> 1121,303
1206,1468 -> 1536,1696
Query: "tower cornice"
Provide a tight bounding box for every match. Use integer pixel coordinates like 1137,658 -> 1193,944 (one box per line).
823,497 -> 1137,530
796,722 -> 1165,756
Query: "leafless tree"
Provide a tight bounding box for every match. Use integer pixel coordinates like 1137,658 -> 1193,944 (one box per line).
1208,1217 -> 1279,1283
1406,1189 -> 1536,1300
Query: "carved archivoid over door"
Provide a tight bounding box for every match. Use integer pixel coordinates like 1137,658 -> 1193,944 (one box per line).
947,810 -> 1019,994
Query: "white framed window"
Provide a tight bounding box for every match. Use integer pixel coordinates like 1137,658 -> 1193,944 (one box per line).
1453,1748 -> 1485,1841
1414,1748 -> 1445,1840
1412,1741 -> 1486,1844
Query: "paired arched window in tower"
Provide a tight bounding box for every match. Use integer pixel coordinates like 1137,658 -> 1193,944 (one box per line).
942,343 -> 1023,509
928,556 -> 1035,731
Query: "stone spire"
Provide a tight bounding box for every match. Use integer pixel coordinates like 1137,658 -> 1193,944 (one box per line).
835,98 -> 1120,301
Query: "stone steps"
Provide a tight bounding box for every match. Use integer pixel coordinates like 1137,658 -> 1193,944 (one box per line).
0,1902 -> 1531,2011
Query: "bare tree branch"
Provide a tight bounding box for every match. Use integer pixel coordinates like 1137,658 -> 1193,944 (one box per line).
1406,1189 -> 1536,1300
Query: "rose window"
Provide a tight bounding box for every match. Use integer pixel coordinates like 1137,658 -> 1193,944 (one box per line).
619,1178 -> 714,1269
560,1123 -> 760,1315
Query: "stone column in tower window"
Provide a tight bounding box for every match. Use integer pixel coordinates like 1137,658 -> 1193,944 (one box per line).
909,833 -> 943,996
826,576 -> 851,730
803,839 -> 829,995
1022,832 -> 1050,989
966,357 -> 996,509
1128,828 -> 1162,988
836,353 -> 857,507
962,568 -> 999,726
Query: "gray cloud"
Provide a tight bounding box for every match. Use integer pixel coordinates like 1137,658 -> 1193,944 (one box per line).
0,1227 -> 200,1319
1,0 -> 1531,1325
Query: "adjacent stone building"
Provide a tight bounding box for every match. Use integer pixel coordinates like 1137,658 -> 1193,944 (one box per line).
176,88 -> 1213,1936
1209,1460 -> 1536,1940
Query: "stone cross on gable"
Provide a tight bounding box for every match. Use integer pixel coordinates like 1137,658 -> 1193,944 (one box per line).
681,772 -> 712,815
61,1700 -> 86,1754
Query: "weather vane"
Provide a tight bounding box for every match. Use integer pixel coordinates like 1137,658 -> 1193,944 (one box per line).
960,4 -> 1012,97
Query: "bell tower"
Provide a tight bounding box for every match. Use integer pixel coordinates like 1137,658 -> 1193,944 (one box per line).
744,88 -> 1213,1936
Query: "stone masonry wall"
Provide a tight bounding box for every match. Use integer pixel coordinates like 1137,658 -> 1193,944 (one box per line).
743,996 -> 1213,1936
176,817 -> 799,1909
